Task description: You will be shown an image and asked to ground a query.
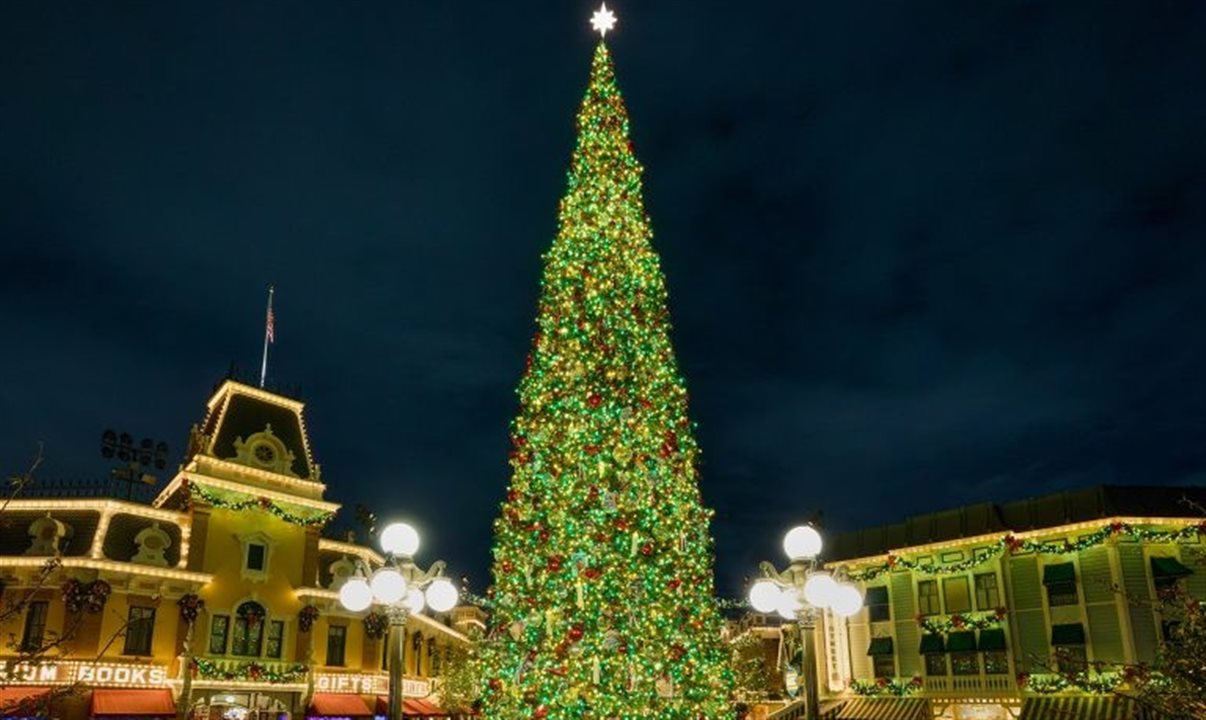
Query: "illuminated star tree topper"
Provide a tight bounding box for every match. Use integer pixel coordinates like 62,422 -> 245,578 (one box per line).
590,2 -> 617,38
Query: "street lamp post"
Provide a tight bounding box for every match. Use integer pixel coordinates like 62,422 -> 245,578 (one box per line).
748,526 -> 863,720
337,522 -> 460,720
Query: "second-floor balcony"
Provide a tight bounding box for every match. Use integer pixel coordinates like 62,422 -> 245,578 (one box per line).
920,673 -> 1015,696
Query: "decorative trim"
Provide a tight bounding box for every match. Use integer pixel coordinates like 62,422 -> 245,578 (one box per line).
186,480 -> 335,527
844,520 -> 1206,581
848,677 -> 923,696
917,607 -> 1008,634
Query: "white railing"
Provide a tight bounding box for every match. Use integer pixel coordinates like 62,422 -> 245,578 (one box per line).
921,674 -> 1015,696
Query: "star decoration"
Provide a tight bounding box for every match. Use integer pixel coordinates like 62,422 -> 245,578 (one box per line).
590,2 -> 617,38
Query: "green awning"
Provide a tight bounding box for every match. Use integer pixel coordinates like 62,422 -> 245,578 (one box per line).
1150,556 -> 1193,579
978,628 -> 1006,651
1019,696 -> 1137,720
919,634 -> 944,654
865,586 -> 889,605
867,637 -> 894,656
1051,623 -> 1086,646
1042,562 -> 1076,585
945,631 -> 976,652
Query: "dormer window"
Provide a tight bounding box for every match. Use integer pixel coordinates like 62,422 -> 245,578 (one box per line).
238,532 -> 275,581
247,543 -> 267,572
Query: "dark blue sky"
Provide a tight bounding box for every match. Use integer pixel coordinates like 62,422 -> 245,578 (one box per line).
2,2 -> 1204,597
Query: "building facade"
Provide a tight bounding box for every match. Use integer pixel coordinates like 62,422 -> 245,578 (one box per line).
736,487 -> 1205,720
816,486 -> 1206,720
0,380 -> 483,720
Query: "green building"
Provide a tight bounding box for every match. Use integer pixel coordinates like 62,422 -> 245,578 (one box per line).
811,485 -> 1205,720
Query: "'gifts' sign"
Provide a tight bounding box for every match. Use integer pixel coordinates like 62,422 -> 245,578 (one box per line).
314,673 -> 430,697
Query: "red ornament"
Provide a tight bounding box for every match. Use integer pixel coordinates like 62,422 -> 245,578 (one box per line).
533,706 -> 548,720
501,560 -> 514,574
583,567 -> 602,580
667,578 -> 681,590
547,555 -> 563,572
539,529 -> 550,543
489,678 -> 503,692
669,644 -> 685,661
568,624 -> 584,641
588,393 -> 602,408
586,444 -> 600,455
640,542 -> 654,556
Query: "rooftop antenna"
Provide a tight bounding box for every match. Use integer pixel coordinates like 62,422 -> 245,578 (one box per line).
260,284 -> 275,388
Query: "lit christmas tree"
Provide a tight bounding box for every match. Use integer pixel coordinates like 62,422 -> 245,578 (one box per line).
479,8 -> 733,720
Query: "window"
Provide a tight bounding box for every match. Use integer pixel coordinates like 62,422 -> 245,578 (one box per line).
943,577 -> 971,614
21,601 -> 49,652
974,573 -> 999,609
266,620 -> 284,659
326,625 -> 347,667
1161,620 -> 1181,643
984,652 -> 1008,674
209,615 -> 230,654
231,602 -> 265,656
951,653 -> 979,675
917,580 -> 941,616
246,543 -> 266,572
924,653 -> 947,676
1055,646 -> 1087,675
866,586 -> 890,622
428,638 -> 439,676
123,607 -> 156,656
1052,623 -> 1087,674
872,655 -> 895,679
1043,563 -> 1078,607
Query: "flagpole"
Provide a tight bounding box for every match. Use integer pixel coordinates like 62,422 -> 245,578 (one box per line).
260,284 -> 274,388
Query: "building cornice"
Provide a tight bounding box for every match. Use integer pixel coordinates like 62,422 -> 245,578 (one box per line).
318,539 -> 384,566
827,515 -> 1204,569
0,556 -> 212,584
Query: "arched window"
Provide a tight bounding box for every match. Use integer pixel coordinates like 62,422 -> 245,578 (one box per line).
231,601 -> 266,656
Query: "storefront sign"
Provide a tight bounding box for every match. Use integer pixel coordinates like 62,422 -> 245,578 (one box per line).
0,661 -> 169,687
313,673 -> 429,697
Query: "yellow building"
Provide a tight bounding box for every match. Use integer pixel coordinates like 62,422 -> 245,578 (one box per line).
0,380 -> 484,720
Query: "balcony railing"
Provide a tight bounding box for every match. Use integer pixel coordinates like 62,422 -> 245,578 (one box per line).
921,674 -> 1015,696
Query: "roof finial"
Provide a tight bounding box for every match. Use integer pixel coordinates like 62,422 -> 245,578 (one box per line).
591,2 -> 617,38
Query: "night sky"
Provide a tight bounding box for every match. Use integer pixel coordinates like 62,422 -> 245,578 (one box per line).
3,2 -> 1205,598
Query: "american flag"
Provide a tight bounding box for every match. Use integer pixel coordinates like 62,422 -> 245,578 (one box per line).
266,305 -> 275,343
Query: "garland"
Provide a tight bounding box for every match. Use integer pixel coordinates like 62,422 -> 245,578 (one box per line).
186,480 -> 333,527
363,611 -> 390,640
849,677 -> 923,697
850,521 -> 1206,581
62,579 -> 110,614
298,605 -> 320,632
1017,672 -> 1123,695
191,657 -> 309,684
178,593 -> 206,623
917,607 -> 1007,634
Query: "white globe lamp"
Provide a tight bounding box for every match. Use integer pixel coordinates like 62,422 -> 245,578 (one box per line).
748,578 -> 782,614
776,587 -> 803,620
405,587 -> 426,613
339,577 -> 373,612
804,571 -> 838,608
425,577 -> 459,613
831,583 -> 863,618
783,525 -> 823,560
380,522 -> 421,557
370,567 -> 407,604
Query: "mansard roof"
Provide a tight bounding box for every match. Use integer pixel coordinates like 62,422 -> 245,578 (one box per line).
827,484 -> 1206,562
196,380 -> 318,480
